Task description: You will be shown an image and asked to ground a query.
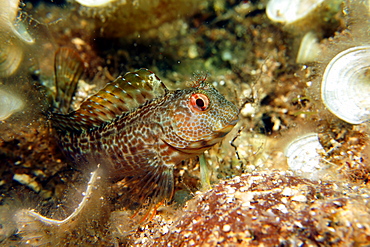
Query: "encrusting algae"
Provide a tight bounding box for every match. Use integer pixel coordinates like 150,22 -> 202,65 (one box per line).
50,47 -> 239,213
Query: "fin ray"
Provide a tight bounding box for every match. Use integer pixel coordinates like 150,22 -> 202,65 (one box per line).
116,159 -> 174,207
62,69 -> 168,131
54,47 -> 84,114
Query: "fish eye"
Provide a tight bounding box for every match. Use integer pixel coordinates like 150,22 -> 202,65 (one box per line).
190,93 -> 209,112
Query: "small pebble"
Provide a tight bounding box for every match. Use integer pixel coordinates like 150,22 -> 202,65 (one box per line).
222,224 -> 231,232
291,195 -> 307,202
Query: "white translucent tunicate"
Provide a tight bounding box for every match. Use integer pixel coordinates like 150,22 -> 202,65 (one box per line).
321,46 -> 370,124
266,0 -> 325,24
0,41 -> 24,77
0,89 -> 24,120
296,31 -> 321,63
74,0 -> 116,7
285,133 -> 325,180
0,0 -> 35,44
0,0 -> 34,77
13,21 -> 35,44
0,0 -> 19,26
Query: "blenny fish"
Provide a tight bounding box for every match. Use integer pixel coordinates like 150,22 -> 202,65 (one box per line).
51,47 -> 239,209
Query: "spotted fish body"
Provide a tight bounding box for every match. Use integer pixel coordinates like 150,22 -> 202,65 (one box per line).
51,48 -> 239,207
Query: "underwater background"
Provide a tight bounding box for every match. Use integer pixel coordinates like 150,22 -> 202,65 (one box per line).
0,0 -> 370,246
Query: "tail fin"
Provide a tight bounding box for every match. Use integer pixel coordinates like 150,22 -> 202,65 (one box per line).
54,47 -> 84,114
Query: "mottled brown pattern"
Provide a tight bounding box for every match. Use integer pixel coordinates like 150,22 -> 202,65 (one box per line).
51,48 -> 239,208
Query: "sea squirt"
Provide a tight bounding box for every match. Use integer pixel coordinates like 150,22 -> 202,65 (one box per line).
0,88 -> 24,121
321,46 -> 370,124
0,0 -> 35,77
51,47 -> 239,211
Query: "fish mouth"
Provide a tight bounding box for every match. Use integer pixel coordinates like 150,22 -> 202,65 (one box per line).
215,117 -> 239,136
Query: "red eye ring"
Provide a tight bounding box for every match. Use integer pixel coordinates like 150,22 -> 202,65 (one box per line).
190,93 -> 209,112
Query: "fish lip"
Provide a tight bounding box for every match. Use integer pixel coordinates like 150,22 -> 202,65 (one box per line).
228,118 -> 239,126
215,117 -> 239,133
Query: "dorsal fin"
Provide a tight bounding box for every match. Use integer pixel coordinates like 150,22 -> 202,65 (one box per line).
54,47 -> 84,114
53,69 -> 168,131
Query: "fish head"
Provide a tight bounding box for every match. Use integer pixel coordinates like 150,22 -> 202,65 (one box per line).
168,82 -> 239,152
